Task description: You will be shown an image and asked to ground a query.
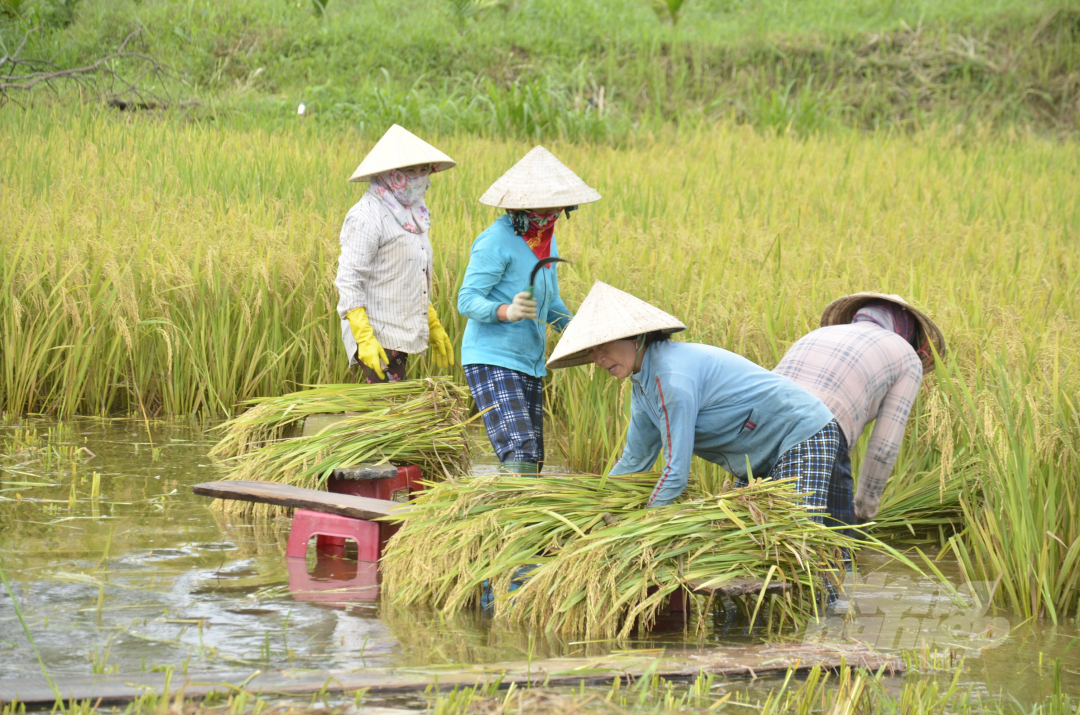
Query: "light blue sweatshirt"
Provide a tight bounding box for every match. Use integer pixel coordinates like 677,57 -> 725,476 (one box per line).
458,215 -> 572,377
610,341 -> 833,506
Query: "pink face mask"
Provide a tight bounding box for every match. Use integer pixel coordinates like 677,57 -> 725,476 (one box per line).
378,169 -> 431,207
371,169 -> 432,234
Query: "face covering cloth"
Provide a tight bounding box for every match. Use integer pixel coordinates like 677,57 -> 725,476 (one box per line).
371,169 -> 431,234
509,210 -> 560,260
852,301 -> 919,348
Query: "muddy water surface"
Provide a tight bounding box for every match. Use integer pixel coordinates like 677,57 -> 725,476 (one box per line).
0,417 -> 1077,704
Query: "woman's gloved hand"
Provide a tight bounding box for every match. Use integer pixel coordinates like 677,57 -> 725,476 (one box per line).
427,304 -> 455,369
346,306 -> 389,379
504,291 -> 537,322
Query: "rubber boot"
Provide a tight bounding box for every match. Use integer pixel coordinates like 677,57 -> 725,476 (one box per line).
499,460 -> 538,477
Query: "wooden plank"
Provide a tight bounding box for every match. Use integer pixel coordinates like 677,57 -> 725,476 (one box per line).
2,644 -> 902,706
191,480 -> 402,520
688,577 -> 792,598
332,464 -> 399,481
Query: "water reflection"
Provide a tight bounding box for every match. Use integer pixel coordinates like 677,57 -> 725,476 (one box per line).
286,557 -> 380,604
1,416 -> 1078,705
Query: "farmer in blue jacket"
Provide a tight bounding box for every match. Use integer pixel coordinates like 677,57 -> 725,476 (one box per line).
546,282 -> 840,521
458,146 -> 601,476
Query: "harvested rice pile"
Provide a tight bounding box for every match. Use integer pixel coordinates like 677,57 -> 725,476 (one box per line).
210,378 -> 473,518
871,463 -> 966,536
382,474 -> 911,639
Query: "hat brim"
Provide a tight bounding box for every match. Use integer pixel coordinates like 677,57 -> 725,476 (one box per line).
478,145 -> 602,209
349,160 -> 456,183
546,326 -> 686,370
478,192 -> 602,210
820,292 -> 946,373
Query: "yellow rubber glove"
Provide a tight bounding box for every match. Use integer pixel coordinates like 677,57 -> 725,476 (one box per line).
346,307 -> 389,380
427,304 -> 455,369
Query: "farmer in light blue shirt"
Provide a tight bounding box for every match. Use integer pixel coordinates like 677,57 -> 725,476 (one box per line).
546,282 -> 840,520
458,147 -> 601,477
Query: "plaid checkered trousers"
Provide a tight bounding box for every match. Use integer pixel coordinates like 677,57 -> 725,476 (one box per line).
736,419 -> 844,602
826,430 -> 856,538
736,420 -> 841,524
463,364 -> 544,464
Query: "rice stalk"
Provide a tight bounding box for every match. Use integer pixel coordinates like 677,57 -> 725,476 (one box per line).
210,378 -> 474,519
869,462 -> 967,537
382,474 -> 918,640
381,473 -> 657,613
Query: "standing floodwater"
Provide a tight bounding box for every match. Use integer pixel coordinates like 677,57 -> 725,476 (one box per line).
0,417 -> 667,679
1,417 -> 1079,704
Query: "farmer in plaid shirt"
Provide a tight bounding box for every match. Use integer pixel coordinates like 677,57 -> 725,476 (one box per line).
774,293 -> 947,535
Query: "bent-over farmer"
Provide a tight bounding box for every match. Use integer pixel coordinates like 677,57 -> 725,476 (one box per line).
335,124 -> 457,382
546,281 -> 840,521
773,293 -> 947,530
457,146 -> 600,476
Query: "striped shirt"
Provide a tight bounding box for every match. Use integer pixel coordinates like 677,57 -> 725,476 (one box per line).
773,322 -> 923,520
334,187 -> 433,364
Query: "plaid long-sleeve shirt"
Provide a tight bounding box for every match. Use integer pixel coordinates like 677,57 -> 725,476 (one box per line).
773,322 -> 923,520
334,188 -> 433,364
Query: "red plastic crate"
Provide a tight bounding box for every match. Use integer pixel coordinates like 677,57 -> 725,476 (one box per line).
325,464 -> 423,556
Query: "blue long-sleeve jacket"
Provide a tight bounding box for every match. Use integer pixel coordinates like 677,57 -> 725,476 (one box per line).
458,215 -> 572,377
610,341 -> 833,506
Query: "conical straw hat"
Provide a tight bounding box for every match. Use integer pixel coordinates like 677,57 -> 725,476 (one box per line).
820,292 -> 946,372
547,282 -> 686,369
479,146 -> 601,209
348,124 -> 456,183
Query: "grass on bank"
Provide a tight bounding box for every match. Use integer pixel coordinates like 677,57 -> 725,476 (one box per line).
425,661 -> 1080,714
2,660 -> 1078,714
2,0 -> 1080,136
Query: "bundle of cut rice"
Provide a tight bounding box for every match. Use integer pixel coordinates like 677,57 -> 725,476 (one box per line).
381,474 -> 915,639
869,462 -> 967,537
209,378 -> 473,519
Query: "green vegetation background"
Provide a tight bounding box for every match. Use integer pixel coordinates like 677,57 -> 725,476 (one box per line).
3,0 -> 1080,625
2,0 -> 1079,137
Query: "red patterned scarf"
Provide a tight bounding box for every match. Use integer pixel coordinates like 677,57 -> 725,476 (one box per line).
510,210 -> 560,260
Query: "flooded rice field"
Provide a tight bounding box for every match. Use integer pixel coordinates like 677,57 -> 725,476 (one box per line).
1,417 -> 1078,706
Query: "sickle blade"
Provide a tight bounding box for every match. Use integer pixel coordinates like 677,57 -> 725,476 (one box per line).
529,256 -> 571,287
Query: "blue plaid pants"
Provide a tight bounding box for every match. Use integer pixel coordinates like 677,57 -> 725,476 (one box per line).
737,420 -> 840,523
463,364 -> 544,464
736,420 -> 843,604
825,430 -> 856,540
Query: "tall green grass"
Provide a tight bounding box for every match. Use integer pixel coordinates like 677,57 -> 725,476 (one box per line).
2,110 -> 1079,615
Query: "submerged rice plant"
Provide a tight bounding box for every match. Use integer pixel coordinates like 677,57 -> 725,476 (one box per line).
209,379 -> 473,518
938,355 -> 1080,622
382,474 -> 917,639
